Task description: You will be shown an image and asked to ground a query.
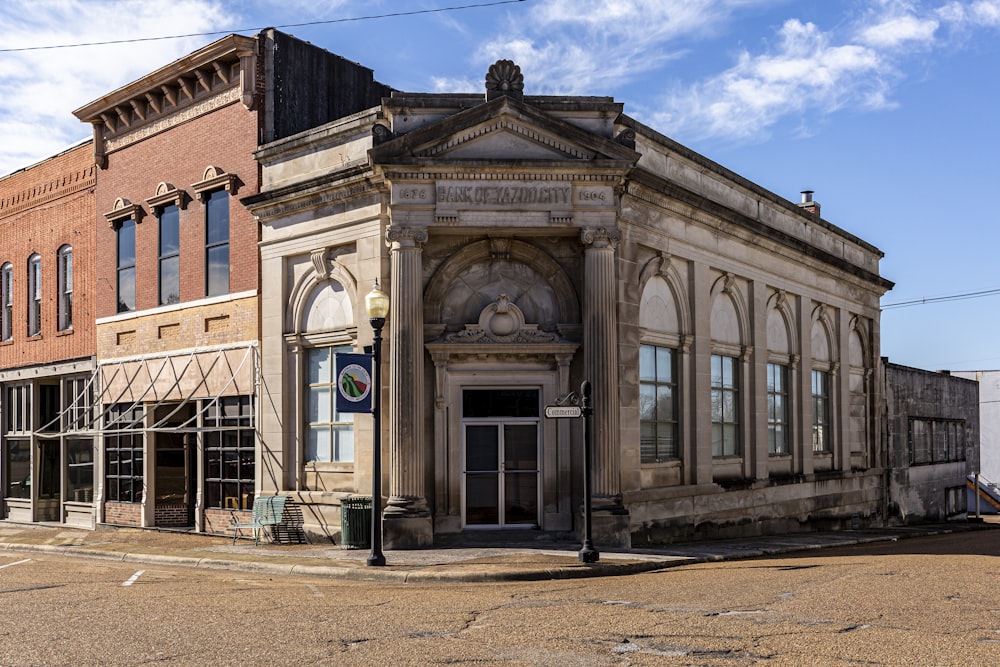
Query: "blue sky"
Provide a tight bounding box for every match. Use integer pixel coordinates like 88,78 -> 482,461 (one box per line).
2,0 -> 999,370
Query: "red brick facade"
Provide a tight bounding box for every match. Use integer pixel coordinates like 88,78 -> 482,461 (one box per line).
94,101 -> 259,320
0,142 -> 96,370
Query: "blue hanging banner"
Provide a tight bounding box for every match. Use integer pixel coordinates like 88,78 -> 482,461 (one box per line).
335,353 -> 373,413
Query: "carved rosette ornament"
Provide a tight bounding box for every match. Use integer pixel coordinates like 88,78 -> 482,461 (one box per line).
485,59 -> 525,102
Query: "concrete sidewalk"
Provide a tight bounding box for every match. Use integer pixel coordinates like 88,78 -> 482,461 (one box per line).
0,520 -> 993,583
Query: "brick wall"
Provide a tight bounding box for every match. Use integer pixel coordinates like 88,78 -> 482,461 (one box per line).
103,501 -> 142,526
0,143 -> 97,371
206,507 -> 238,536
154,504 -> 190,527
95,101 -> 260,322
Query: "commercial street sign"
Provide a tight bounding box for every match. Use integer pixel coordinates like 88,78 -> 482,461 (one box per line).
544,405 -> 582,419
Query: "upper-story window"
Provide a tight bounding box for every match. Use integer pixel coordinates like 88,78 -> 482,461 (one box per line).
0,262 -> 12,341
57,245 -> 73,331
158,205 -> 180,305
205,189 -> 229,297
27,254 -> 41,336
117,219 -> 136,313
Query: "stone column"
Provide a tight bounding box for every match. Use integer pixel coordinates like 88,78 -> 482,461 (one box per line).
580,227 -> 629,547
383,224 -> 433,548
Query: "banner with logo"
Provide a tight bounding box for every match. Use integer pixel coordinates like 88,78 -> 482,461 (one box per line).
335,353 -> 373,413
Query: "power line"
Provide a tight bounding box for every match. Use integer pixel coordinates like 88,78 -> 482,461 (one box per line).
882,287 -> 1000,310
0,0 -> 527,53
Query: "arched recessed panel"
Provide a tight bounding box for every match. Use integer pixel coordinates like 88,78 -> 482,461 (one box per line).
849,328 -> 866,368
302,280 -> 354,333
811,320 -> 832,363
710,295 -> 741,346
767,309 -> 790,355
639,275 -> 679,333
440,260 -> 559,331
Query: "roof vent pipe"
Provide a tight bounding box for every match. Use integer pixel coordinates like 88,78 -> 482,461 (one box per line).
801,190 -> 814,204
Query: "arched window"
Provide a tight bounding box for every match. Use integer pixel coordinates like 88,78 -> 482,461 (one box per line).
0,262 -> 12,341
57,245 -> 73,330
27,254 -> 41,336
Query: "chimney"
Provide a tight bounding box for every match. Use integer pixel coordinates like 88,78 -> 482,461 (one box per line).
798,190 -> 821,217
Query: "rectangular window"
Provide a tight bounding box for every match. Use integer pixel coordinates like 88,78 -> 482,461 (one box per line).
28,255 -> 41,336
4,440 -> 31,499
767,363 -> 789,455
909,418 -> 966,465
4,384 -> 31,434
639,344 -> 678,462
104,404 -> 144,503
158,205 -> 180,305
63,376 -> 92,432
1,263 -> 12,341
116,219 -> 136,313
67,439 -> 94,503
204,396 -> 255,510
57,246 -> 73,330
306,346 -> 354,463
205,190 -> 230,297
711,354 -> 739,457
812,369 -> 831,452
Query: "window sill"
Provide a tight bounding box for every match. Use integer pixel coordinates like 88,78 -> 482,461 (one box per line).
640,459 -> 681,468
56,328 -> 74,337
0,339 -> 12,347
768,453 -> 792,459
305,462 -> 355,473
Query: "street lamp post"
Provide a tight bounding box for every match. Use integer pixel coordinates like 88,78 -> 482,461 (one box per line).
579,380 -> 599,563
365,281 -> 389,567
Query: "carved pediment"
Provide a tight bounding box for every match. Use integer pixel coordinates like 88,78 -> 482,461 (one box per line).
369,95 -> 640,166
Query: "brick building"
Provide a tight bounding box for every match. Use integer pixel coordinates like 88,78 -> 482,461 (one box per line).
0,142 -> 98,527
65,30 -> 390,532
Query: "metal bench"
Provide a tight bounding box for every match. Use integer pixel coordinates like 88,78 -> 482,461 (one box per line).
230,495 -> 288,545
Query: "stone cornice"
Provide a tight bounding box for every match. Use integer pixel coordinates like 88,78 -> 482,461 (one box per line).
625,174 -> 894,292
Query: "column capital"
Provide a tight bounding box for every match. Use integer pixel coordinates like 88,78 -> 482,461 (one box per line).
386,225 -> 428,248
580,226 -> 621,249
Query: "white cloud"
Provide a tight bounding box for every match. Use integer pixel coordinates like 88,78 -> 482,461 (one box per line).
0,0 -> 231,175
856,14 -> 939,48
475,0 -> 762,95
650,18 -> 888,141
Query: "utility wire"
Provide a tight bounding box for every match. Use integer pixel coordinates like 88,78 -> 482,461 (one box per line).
0,0 -> 526,53
882,287 -> 1000,310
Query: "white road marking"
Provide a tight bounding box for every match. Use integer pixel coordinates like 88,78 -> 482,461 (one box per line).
122,570 -> 145,587
0,558 -> 31,570
306,584 -> 324,597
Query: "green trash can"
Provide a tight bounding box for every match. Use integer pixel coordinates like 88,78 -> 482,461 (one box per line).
340,496 -> 372,549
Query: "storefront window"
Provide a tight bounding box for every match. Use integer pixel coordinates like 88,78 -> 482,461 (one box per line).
67,439 -> 94,503
204,396 -> 255,510
105,404 -> 144,503
4,440 -> 30,499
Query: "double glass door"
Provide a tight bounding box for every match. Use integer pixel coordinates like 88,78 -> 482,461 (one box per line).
462,389 -> 540,527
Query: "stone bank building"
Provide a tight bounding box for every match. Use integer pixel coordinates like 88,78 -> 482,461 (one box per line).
243,60 -> 896,548
1,39 -> 976,548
